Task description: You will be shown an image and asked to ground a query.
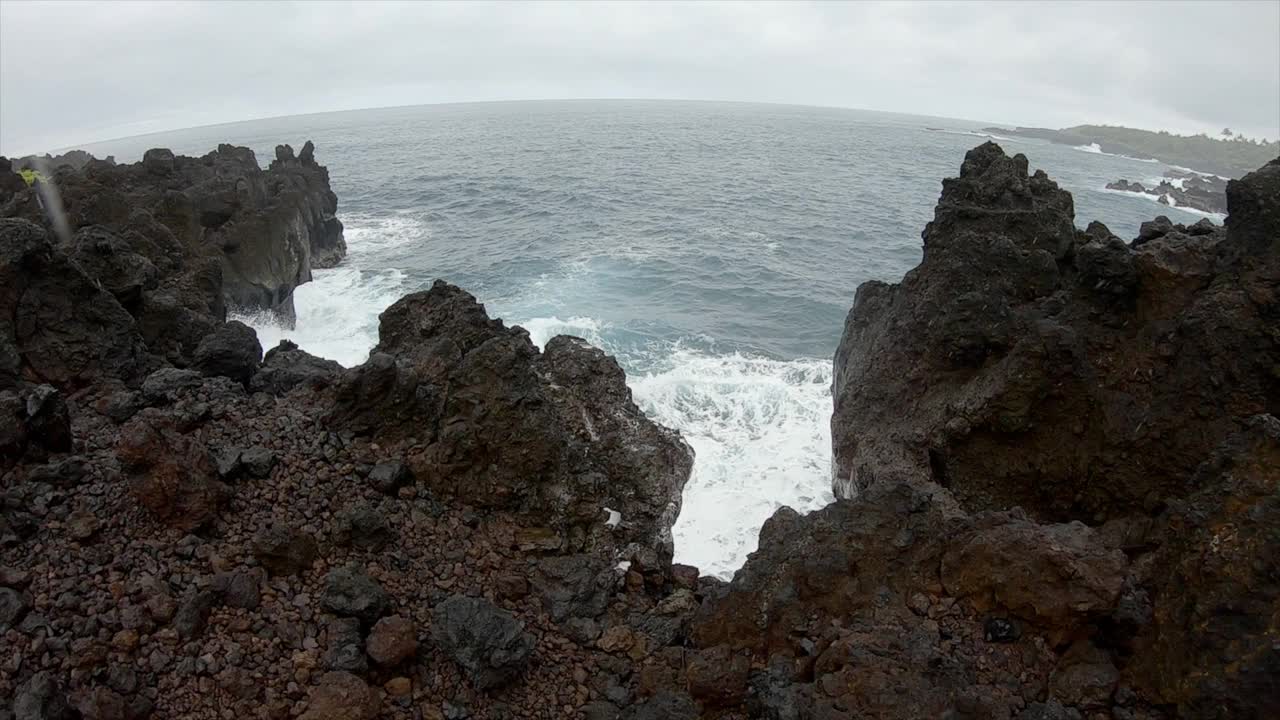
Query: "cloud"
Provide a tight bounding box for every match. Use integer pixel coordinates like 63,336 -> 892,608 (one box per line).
2,0 -> 1277,155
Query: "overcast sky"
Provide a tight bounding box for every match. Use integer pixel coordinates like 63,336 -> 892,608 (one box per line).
1,0 -> 1277,155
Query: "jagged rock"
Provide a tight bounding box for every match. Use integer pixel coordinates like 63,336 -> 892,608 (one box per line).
239,446 -> 276,478
298,671 -> 380,720
249,339 -> 343,394
332,280 -> 692,562
140,368 -> 203,405
252,523 -> 318,576
365,615 -> 417,667
334,502 -> 394,551
831,142 -> 1276,524
431,594 -> 535,690
0,218 -> 150,389
323,617 -> 367,673
118,411 -> 225,531
192,320 -> 262,385
1017,700 -> 1083,720
321,564 -> 391,624
66,226 -> 159,312
213,569 -> 263,610
173,590 -> 216,640
622,692 -> 699,720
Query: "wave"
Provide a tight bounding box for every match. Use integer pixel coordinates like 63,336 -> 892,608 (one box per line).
1072,142 -> 1159,163
628,348 -> 834,579
233,265 -> 408,367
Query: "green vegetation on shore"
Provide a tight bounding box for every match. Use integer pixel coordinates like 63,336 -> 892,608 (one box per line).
983,124 -> 1279,178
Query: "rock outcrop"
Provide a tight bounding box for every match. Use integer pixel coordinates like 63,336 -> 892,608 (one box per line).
328,280 -> 694,565
0,140 -> 345,340
832,143 -> 1277,524
1106,170 -> 1229,214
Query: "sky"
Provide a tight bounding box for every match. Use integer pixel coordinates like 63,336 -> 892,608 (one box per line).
1,0 -> 1278,156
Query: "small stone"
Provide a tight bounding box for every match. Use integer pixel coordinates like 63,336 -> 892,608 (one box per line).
431,594 -> 534,691
240,446 -> 276,478
112,629 -> 140,652
597,626 -> 635,654
253,523 -> 318,576
384,677 -> 412,697
298,671 -> 380,720
984,617 -> 1020,643
66,509 -> 100,540
367,461 -> 411,494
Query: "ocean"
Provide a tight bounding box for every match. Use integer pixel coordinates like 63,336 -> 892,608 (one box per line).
78,100 -> 1225,578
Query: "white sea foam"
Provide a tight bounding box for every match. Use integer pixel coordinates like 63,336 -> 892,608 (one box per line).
1100,186 -> 1226,221
628,349 -> 834,579
234,265 -> 408,368
519,315 -> 607,349
1072,142 -> 1159,163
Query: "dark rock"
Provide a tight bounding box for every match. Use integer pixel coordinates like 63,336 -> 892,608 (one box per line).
1135,215 -> 1174,245
238,446 -> 275,478
192,320 -> 261,385
334,502 -> 394,551
320,564 -> 391,624
365,614 -> 417,667
212,447 -> 243,479
97,390 -> 140,423
212,569 -> 262,610
0,218 -> 151,390
22,385 -> 72,453
982,617 -> 1019,643
173,590 -> 216,640
322,617 -> 367,673
1,585 -> 31,629
252,523 -> 318,576
431,594 -> 535,690
66,226 -> 159,312
140,368 -> 203,405
367,461 -> 411,494
249,340 -> 343,394
13,671 -> 78,720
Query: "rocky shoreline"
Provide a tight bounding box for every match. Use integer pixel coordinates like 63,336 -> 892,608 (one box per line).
2,141 -> 1277,719
1105,170 -> 1228,215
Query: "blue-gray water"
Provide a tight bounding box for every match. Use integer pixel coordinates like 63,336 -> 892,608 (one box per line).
80,100 -> 1223,576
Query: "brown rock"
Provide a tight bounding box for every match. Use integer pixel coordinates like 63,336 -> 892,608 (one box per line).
366,615 -> 417,667
383,677 -> 412,697
65,509 -> 99,540
299,671 -> 381,720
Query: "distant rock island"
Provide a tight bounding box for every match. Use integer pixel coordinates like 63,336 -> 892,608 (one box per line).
983,124 -> 1278,178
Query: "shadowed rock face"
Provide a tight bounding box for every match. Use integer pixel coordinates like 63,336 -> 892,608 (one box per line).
832,142 -> 1278,524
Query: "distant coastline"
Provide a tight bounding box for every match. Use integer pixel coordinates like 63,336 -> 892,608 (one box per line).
982,124 -> 1278,178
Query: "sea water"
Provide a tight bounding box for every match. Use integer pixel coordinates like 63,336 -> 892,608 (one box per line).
81,100 -> 1224,578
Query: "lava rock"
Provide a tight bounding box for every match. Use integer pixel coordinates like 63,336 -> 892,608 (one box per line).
431,594 -> 535,690
366,614 -> 418,667
321,564 -> 391,624
367,460 -> 411,494
192,320 -> 262,385
298,671 -> 380,720
252,523 -> 318,576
